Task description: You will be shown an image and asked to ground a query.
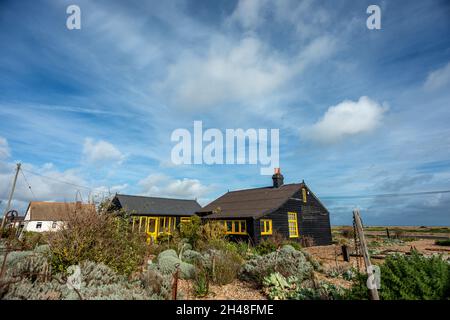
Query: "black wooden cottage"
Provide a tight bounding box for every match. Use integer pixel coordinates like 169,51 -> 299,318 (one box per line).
111,194 -> 201,242
197,169 -> 332,246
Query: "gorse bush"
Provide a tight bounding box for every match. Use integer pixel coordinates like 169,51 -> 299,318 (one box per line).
346,251 -> 450,300
46,207 -> 147,276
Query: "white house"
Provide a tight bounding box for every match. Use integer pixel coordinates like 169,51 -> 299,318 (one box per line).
23,201 -> 96,232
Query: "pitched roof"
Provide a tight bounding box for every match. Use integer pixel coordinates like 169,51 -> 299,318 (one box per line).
198,183 -> 303,219
26,202 -> 96,221
114,194 -> 201,216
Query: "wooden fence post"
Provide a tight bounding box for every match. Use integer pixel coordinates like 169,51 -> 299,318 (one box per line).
353,209 -> 380,300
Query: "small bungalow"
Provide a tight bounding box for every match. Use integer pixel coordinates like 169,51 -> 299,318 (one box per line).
197,169 -> 332,246
110,194 -> 201,242
23,201 -> 96,232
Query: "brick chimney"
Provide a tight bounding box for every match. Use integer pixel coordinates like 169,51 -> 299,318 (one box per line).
272,168 -> 284,188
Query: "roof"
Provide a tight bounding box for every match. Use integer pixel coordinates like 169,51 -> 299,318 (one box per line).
198,183 -> 303,219
26,202 -> 96,221
114,194 -> 201,216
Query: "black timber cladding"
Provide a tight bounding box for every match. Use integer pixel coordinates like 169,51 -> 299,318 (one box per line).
112,194 -> 201,216
200,182 -> 332,245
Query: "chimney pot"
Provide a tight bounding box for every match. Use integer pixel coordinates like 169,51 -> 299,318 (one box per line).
272,168 -> 284,188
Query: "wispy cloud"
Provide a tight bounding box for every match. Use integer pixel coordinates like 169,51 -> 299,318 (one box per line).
424,61 -> 450,91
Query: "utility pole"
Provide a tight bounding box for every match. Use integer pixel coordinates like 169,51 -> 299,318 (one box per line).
1,163 -> 21,232
353,209 -> 380,300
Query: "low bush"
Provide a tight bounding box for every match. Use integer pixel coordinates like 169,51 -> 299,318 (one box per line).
46,207 -> 148,276
152,249 -> 195,279
435,239 -> 450,246
240,245 -> 315,285
262,272 -> 345,300
1,246 -> 169,300
255,231 -> 285,255
210,250 -> 243,285
345,251 -> 450,300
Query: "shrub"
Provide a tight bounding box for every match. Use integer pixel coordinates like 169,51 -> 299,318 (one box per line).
435,239 -> 450,246
46,207 -> 148,276
290,281 -> 345,300
240,245 -> 315,285
341,228 -> 354,239
1,245 -> 167,300
179,215 -> 202,247
345,251 -> 450,300
255,239 -> 278,255
210,250 -> 243,285
2,260 -> 163,300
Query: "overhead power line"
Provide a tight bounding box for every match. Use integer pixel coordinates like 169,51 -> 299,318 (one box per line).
20,168 -> 36,201
321,190 -> 450,200
20,168 -> 110,197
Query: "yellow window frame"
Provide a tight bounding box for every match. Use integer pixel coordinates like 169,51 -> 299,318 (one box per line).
302,188 -> 307,203
288,212 -> 299,238
260,219 -> 273,235
223,220 -> 247,235
180,217 -> 192,224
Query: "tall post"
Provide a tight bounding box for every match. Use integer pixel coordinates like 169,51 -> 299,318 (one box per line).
1,163 -> 21,232
353,209 -> 380,300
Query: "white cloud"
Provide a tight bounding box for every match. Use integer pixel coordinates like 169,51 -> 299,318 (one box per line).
303,96 -> 387,143
82,138 -> 125,165
0,137 -> 10,159
138,173 -> 210,199
424,62 -> 450,91
155,36 -> 291,109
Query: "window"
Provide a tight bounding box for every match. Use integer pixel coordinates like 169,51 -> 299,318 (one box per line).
52,221 -> 57,228
223,220 -> 247,235
180,217 -> 191,224
36,222 -> 42,229
159,216 -> 176,234
302,188 -> 307,203
260,219 -> 272,235
288,212 -> 299,238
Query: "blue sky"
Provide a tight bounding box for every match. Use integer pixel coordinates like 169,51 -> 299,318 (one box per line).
0,0 -> 449,225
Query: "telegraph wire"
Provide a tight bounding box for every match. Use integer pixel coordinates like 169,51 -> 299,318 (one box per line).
20,168 -> 37,201
20,168 -> 111,198
321,189 -> 450,200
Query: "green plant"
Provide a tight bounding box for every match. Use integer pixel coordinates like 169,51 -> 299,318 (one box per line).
345,251 -> 450,300
435,239 -> 450,246
179,215 -> 202,247
262,272 -> 297,300
240,245 -> 315,285
210,250 -> 243,285
255,231 -> 285,255
291,281 -> 345,300
193,260 -> 210,297
46,207 -> 148,276
154,249 -> 195,279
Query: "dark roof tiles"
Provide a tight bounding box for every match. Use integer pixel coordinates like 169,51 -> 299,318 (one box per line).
115,194 -> 201,216
198,183 -> 303,219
